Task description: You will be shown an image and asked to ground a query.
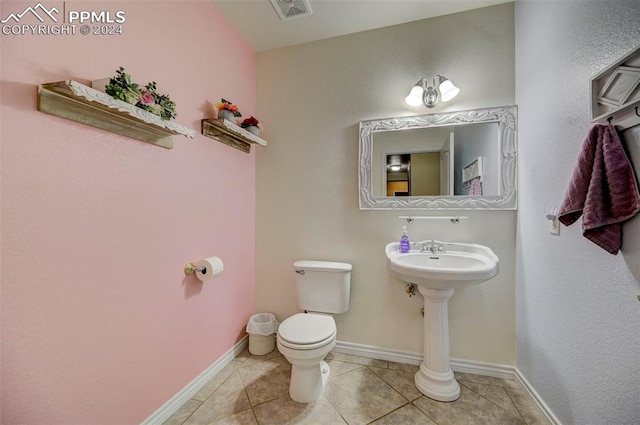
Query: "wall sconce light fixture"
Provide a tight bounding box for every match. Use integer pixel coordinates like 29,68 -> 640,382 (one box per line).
405,75 -> 460,108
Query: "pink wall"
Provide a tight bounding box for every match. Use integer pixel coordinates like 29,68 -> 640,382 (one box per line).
0,1 -> 256,423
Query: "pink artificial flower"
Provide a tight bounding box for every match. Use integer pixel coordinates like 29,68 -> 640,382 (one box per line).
139,89 -> 155,105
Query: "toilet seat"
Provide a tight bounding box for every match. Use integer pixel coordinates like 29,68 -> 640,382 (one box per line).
277,313 -> 336,350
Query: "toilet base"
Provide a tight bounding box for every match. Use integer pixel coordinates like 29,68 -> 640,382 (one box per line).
289,360 -> 330,403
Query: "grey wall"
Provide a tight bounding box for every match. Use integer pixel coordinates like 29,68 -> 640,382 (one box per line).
256,3 -> 517,365
515,1 -> 640,423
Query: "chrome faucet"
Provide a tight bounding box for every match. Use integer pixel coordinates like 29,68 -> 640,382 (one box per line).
421,240 -> 446,254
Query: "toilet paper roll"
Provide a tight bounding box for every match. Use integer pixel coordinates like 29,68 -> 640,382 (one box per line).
195,256 -> 224,281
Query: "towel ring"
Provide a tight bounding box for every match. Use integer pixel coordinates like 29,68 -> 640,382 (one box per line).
607,116 -> 613,124
635,106 -> 639,117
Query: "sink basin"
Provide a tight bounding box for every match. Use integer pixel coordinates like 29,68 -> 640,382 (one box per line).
385,240 -> 500,402
385,241 -> 499,289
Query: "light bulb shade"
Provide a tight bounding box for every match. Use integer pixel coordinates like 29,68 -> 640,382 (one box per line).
405,85 -> 424,106
390,164 -> 401,171
439,79 -> 460,102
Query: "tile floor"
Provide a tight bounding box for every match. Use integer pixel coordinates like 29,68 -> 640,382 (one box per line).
163,348 -> 548,425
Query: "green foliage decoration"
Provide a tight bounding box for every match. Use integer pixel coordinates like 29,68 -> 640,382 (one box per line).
105,67 -> 177,120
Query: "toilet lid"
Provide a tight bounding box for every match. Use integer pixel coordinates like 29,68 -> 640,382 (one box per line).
278,313 -> 336,346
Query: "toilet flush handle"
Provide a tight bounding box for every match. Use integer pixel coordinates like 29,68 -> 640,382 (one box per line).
295,270 -> 305,275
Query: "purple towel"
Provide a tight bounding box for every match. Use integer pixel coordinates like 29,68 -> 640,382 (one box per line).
468,177 -> 483,195
558,124 -> 640,254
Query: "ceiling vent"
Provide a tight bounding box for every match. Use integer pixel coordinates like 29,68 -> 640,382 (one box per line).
270,0 -> 312,21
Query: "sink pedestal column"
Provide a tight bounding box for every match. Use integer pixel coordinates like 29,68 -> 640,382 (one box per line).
414,286 -> 460,402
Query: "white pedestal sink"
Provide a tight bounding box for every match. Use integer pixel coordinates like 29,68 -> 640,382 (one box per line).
385,241 -> 499,401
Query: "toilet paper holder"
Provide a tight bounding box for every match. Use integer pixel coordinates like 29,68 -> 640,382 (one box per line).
183,256 -> 224,281
184,262 -> 207,275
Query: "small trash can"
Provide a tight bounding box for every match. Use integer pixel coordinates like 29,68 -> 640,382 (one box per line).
246,313 -> 279,355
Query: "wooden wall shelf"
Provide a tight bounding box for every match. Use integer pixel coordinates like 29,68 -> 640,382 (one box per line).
38,80 -> 195,149
201,118 -> 267,153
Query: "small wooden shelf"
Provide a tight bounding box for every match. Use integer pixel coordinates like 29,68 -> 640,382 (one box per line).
201,118 -> 267,153
38,80 -> 195,149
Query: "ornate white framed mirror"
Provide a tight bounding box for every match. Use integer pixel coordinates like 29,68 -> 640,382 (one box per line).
358,105 -> 517,210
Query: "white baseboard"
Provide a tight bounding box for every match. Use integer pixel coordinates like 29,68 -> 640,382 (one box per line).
334,340 -> 559,425
514,368 -> 563,425
333,340 -> 513,379
333,340 -> 424,366
141,336 -> 248,425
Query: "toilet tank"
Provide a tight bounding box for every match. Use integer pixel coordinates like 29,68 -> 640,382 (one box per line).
293,260 -> 352,314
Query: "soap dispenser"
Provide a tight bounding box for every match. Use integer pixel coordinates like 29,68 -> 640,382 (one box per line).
399,226 -> 411,253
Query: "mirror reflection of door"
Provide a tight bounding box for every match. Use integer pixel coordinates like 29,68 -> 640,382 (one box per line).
440,132 -> 454,195
409,152 -> 440,195
385,132 -> 454,196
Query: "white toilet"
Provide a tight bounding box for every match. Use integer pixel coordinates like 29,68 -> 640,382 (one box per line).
276,260 -> 352,403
